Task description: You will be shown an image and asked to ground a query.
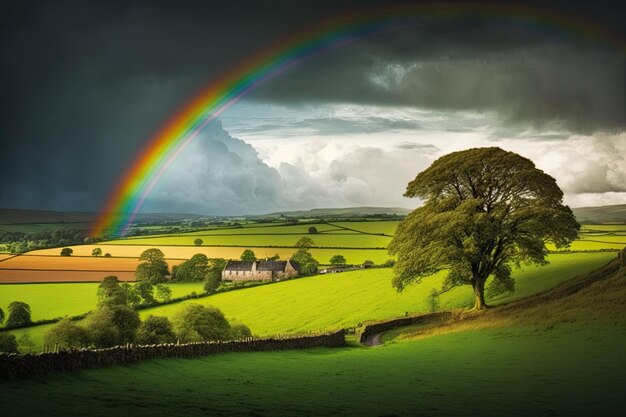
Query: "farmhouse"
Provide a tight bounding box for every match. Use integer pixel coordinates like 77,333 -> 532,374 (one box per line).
222,259 -> 301,282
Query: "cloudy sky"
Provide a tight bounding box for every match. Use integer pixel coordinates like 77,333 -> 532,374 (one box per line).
1,0 -> 624,215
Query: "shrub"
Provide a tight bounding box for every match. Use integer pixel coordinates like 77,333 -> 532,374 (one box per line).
44,318 -> 89,350
0,333 -> 18,353
60,247 -> 73,256
173,304 -> 231,343
135,315 -> 176,345
194,238 -> 203,246
229,322 -> 253,340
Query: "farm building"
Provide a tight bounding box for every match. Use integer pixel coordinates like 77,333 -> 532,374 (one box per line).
222,259 -> 301,282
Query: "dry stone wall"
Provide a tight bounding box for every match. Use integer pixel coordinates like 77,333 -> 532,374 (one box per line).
0,331 -> 345,380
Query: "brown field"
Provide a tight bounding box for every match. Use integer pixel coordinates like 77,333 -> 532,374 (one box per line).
0,254 -> 15,261
0,255 -> 186,284
0,270 -> 136,283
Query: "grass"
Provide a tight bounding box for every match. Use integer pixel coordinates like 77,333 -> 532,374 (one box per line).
103,233 -> 392,248
1,321 -> 624,416
0,282 -> 205,322
6,252 -> 615,351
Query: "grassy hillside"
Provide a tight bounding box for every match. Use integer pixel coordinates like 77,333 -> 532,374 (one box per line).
6,252 -> 615,351
573,204 -> 626,224
2,261 -> 624,417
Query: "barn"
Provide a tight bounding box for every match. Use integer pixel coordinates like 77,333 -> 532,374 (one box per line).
222,259 -> 301,282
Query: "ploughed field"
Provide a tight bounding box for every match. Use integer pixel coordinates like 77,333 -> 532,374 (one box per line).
1,221 -> 623,284
4,252 -> 616,352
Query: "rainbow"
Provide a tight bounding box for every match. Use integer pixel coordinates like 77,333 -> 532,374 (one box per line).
91,3 -> 624,237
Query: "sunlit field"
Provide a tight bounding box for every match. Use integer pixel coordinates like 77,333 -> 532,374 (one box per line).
5,252 -> 615,351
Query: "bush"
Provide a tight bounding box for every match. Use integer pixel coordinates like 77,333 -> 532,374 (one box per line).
229,322 -> 252,340
84,305 -> 140,348
135,315 -> 176,345
60,247 -> 73,256
0,332 -> 18,353
194,238 -> 203,246
173,304 -> 232,343
44,319 -> 89,350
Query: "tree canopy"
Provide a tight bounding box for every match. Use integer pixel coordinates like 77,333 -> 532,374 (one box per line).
136,248 -> 169,284
389,147 -> 579,310
329,254 -> 347,267
172,253 -> 209,282
5,301 -> 32,328
240,249 -> 257,262
173,304 -> 232,343
295,237 -> 315,248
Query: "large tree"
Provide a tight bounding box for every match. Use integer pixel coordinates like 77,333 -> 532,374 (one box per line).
389,147 -> 579,310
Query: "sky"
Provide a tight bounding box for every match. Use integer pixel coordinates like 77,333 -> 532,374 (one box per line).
1,0 -> 624,216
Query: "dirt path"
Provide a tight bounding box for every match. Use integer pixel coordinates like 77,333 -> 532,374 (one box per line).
362,331 -> 385,346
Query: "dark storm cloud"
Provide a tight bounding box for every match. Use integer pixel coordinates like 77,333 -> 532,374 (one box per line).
0,0 -> 623,213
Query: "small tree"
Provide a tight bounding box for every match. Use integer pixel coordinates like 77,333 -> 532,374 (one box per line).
135,315 -> 176,345
134,280 -> 155,305
0,333 -> 18,353
194,238 -> 203,246
295,237 -> 315,248
5,301 -> 32,328
291,248 -> 318,272
85,305 -> 140,347
44,319 -> 89,350
92,247 -> 103,257
427,289 -> 441,312
60,247 -> 73,256
308,227 -> 319,234
135,248 -> 169,284
172,253 -> 209,282
104,253 -> 112,258
155,284 -> 173,302
204,258 -> 227,293
240,249 -> 257,262
97,276 -> 127,306
329,254 -> 347,267
172,304 -> 232,343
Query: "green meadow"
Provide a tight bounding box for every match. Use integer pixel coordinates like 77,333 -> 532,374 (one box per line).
2,324 -> 624,416
107,233 -> 392,248
0,282 -> 205,322
5,252 -> 615,351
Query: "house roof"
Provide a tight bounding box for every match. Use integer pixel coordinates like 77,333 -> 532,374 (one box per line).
223,259 -> 301,273
224,260 -> 254,271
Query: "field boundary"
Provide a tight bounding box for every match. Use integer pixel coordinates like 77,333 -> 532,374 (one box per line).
0,330 -> 345,380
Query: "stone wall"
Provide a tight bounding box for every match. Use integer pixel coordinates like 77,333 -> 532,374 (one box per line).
357,312 -> 452,344
0,331 -> 345,380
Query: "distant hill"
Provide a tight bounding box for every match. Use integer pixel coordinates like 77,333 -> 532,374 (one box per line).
259,207 -> 413,218
572,204 -> 626,224
0,209 -> 205,225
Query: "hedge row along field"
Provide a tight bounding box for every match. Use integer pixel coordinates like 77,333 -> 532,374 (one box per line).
5,252 -> 616,352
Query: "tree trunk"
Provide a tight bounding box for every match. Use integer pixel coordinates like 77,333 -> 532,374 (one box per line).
472,278 -> 488,310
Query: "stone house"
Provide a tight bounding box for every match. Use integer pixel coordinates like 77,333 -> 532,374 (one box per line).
222,259 -> 301,282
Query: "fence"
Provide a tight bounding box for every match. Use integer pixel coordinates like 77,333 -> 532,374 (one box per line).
0,330 -> 345,380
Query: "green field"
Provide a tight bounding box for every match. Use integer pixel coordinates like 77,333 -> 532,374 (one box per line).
1,323 -> 624,416
6,252 -> 615,351
0,282 -> 205,322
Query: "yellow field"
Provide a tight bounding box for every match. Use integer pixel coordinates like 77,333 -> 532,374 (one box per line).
0,270 -> 136,283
